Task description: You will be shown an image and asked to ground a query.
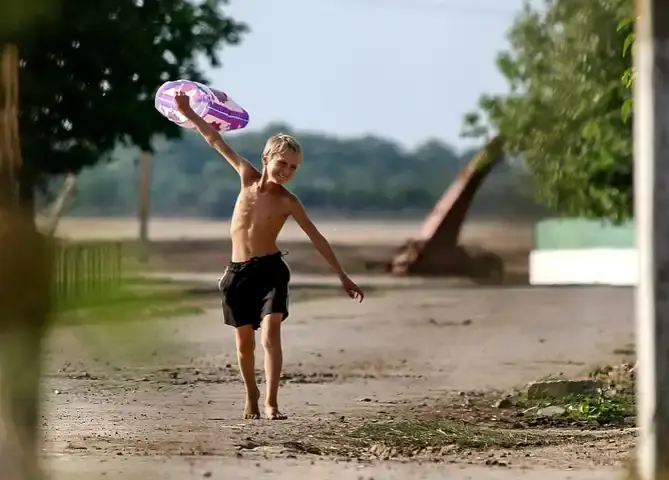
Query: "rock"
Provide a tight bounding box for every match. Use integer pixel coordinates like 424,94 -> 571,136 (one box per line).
536,406 -> 566,417
603,387 -> 618,398
493,397 -> 513,409
235,440 -> 260,450
609,363 -> 636,385
521,406 -> 538,415
526,379 -> 602,400
439,445 -> 456,455
370,444 -> 392,458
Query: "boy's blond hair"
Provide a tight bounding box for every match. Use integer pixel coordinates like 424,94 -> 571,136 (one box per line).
262,133 -> 302,161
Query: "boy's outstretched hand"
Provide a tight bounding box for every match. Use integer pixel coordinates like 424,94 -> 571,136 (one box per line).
340,275 -> 364,302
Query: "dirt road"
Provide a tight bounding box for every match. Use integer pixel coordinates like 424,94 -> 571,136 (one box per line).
42,284 -> 635,479
48,456 -> 620,480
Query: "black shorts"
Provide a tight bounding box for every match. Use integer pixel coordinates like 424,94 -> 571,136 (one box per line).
217,251 -> 291,330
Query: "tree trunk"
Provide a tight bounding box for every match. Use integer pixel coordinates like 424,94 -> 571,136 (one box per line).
390,135 -> 505,276
0,42 -> 51,480
0,44 -> 19,210
41,172 -> 77,237
137,151 -> 152,262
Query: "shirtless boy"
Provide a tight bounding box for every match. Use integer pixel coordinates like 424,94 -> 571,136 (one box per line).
174,92 -> 365,420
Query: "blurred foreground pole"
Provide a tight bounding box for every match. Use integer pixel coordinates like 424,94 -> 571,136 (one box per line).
635,0 -> 669,478
137,151 -> 152,262
0,44 -> 52,480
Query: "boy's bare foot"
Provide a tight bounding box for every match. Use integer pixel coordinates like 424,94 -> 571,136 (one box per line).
244,387 -> 260,419
265,404 -> 287,420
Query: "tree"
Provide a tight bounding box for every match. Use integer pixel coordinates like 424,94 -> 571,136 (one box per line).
16,0 -> 247,211
618,15 -> 635,122
464,0 -> 634,222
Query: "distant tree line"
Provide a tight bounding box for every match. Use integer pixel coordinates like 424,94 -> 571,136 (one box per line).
56,123 -> 545,219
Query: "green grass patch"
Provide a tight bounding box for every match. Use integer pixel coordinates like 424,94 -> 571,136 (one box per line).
512,390 -> 635,426
562,393 -> 634,424
52,282 -> 205,327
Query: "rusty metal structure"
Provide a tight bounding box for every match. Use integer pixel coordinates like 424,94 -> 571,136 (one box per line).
391,136 -> 505,276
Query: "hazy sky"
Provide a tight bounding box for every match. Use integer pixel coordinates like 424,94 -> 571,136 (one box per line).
208,0 -> 523,150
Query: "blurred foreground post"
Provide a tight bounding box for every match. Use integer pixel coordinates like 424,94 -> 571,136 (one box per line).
0,43 -> 52,480
137,151 -> 151,262
634,0 -> 669,478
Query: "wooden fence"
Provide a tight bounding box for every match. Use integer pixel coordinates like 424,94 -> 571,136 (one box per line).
53,242 -> 123,306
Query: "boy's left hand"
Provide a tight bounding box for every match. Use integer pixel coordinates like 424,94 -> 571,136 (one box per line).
340,275 -> 364,303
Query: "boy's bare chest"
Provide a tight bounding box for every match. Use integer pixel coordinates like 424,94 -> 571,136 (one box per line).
233,190 -> 287,224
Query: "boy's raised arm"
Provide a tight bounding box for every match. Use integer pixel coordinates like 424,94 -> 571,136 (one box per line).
174,92 -> 257,179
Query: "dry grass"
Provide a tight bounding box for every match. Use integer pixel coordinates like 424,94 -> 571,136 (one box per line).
348,419 -> 580,451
